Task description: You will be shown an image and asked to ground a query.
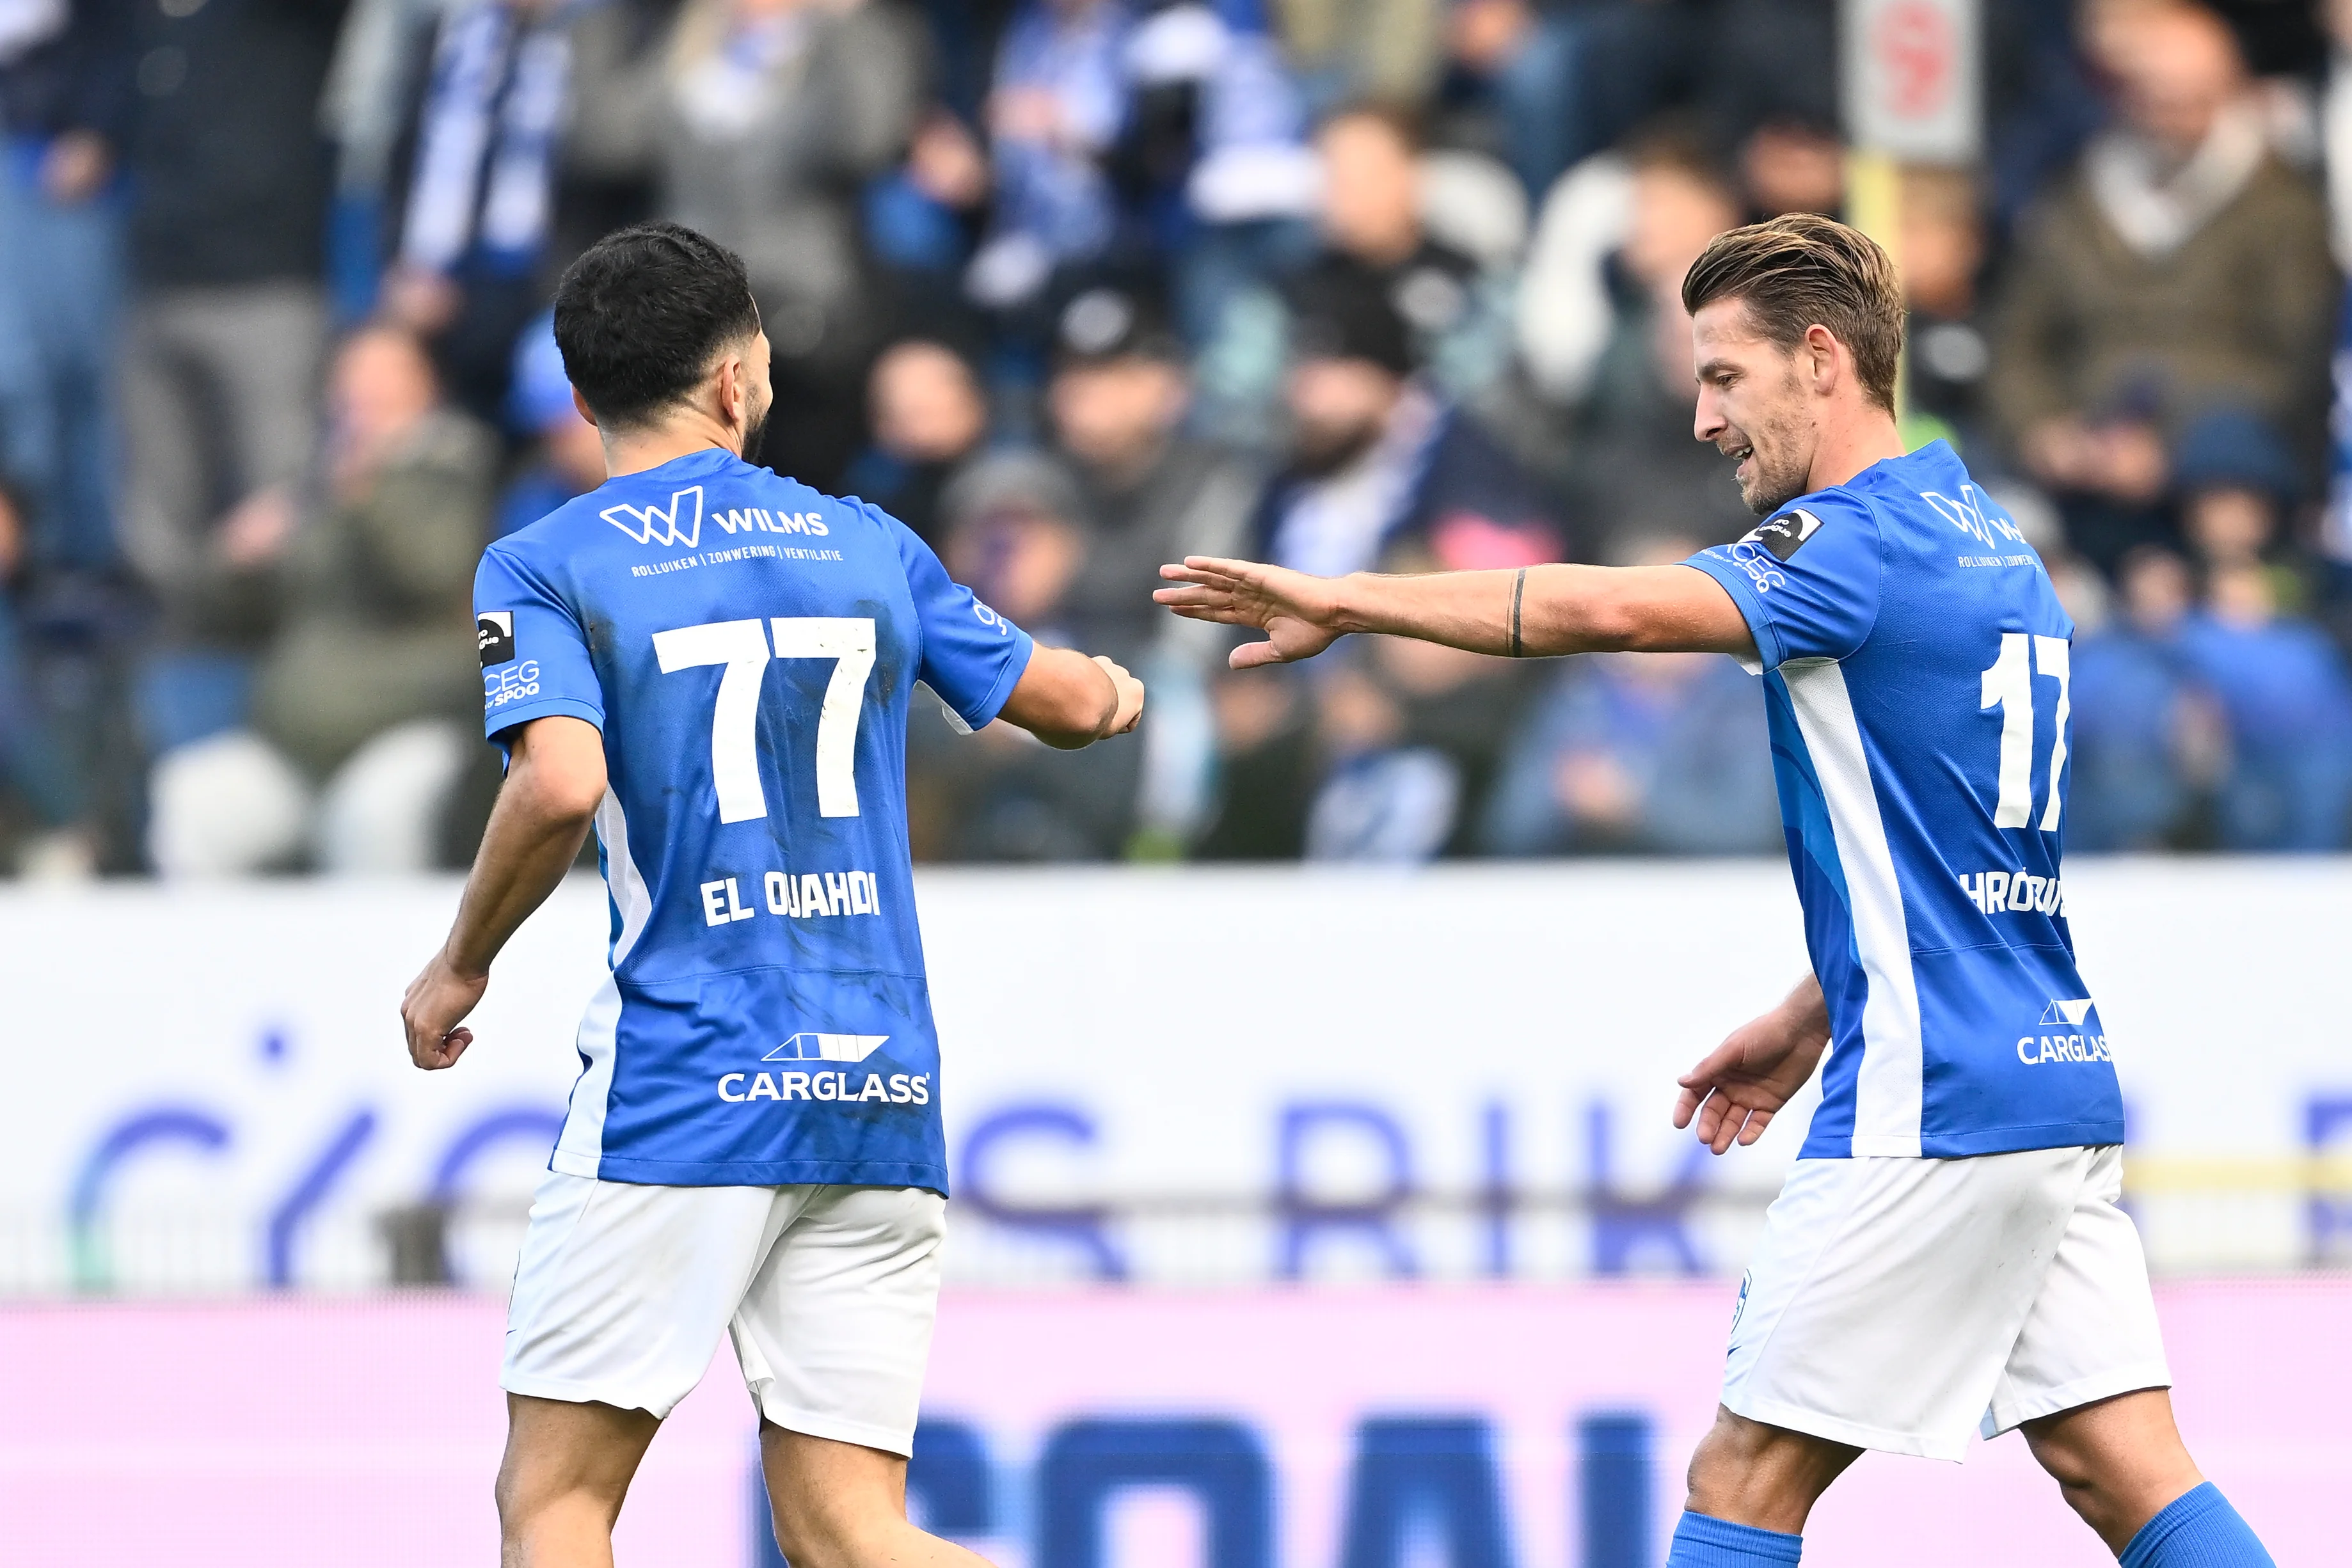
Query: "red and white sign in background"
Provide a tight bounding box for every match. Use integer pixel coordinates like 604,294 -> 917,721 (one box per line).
1843,0 -> 1982,164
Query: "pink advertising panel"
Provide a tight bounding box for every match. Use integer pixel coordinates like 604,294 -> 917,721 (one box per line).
3,1280 -> 2340,1567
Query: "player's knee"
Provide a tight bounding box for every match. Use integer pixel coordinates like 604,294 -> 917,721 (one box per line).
2021,1419 -> 2097,1494
1682,1412 -> 1768,1512
767,1500 -> 890,1568
1682,1408 -> 1850,1533
491,1460 -> 551,1535
2023,1415 -> 2197,1546
494,1450 -> 624,1545
2027,1439 -> 2139,1545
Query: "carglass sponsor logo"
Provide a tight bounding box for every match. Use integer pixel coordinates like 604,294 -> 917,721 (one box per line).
2016,999 -> 2109,1065
715,1068 -> 929,1105
715,1031 -> 925,1105
767,1032 -> 887,1063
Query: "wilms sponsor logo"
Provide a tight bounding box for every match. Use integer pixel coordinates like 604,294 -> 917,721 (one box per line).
603,486 -> 704,548
712,505 -> 829,537
1922,485 -> 2026,553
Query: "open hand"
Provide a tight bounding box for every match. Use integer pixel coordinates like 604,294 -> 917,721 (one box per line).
1672,990 -> 1831,1154
1154,557 -> 1347,669
402,951 -> 487,1070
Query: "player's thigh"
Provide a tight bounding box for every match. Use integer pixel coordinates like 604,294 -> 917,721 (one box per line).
497,1392 -> 662,1519
758,1420 -> 910,1549
1723,1148 -> 2079,1460
1982,1146 -> 2173,1440
731,1184 -> 948,1457
502,1170 -> 796,1419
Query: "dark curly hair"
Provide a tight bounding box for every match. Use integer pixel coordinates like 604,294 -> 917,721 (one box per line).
552,221 -> 763,430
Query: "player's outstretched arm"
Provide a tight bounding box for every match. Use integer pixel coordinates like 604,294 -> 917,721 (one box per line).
401,716 -> 607,1070
1671,974 -> 1831,1155
997,646 -> 1145,750
1154,557 -> 1758,669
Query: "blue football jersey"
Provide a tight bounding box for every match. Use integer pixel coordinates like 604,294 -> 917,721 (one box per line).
474,447 -> 1035,1191
1685,441 -> 2124,1159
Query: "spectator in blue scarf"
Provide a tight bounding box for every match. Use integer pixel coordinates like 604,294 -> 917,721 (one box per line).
655,0 -> 926,489
967,0 -> 1132,308
382,0 -> 586,424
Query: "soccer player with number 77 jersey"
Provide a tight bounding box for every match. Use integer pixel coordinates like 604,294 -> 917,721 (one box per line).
400,223 -> 1140,1568
1156,215 -> 2275,1568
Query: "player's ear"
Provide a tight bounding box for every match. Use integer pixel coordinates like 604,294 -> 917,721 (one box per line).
571,387 -> 600,429
1804,324 -> 1840,394
713,351 -> 744,429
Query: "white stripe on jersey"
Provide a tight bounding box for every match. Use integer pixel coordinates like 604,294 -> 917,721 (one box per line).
1783,660 -> 1925,1157
552,979 -> 621,1177
601,788 -> 655,965
553,790 -> 655,1175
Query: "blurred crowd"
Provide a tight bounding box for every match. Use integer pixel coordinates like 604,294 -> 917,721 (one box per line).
4,0 -> 2352,876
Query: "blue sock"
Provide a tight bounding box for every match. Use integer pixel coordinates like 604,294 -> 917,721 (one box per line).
1665,1510 -> 1804,1565
2120,1483 -> 2274,1568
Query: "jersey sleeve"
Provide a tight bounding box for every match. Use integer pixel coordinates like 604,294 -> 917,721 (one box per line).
1682,491 -> 1883,670
873,502 -> 1036,730
473,544 -> 605,747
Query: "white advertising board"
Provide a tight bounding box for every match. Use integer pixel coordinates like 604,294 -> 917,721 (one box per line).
1,861 -> 2348,1290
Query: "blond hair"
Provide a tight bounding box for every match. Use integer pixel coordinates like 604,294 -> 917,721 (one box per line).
1680,214 -> 1905,412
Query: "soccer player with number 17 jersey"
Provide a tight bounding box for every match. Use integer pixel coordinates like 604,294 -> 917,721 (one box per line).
1154,216 -> 2275,1568
400,223 -> 1142,1567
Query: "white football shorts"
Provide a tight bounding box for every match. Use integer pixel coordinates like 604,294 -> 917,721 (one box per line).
500,1171 -> 946,1456
1720,1144 -> 2170,1461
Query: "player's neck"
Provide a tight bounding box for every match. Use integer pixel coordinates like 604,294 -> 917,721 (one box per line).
599,414 -> 748,480
1805,406 -> 1909,494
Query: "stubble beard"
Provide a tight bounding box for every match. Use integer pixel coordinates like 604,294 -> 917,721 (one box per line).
742,393 -> 774,467
1740,441 -> 1812,516
1736,390 -> 1815,516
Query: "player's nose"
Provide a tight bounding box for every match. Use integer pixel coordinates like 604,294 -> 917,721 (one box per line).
1692,386 -> 1723,444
